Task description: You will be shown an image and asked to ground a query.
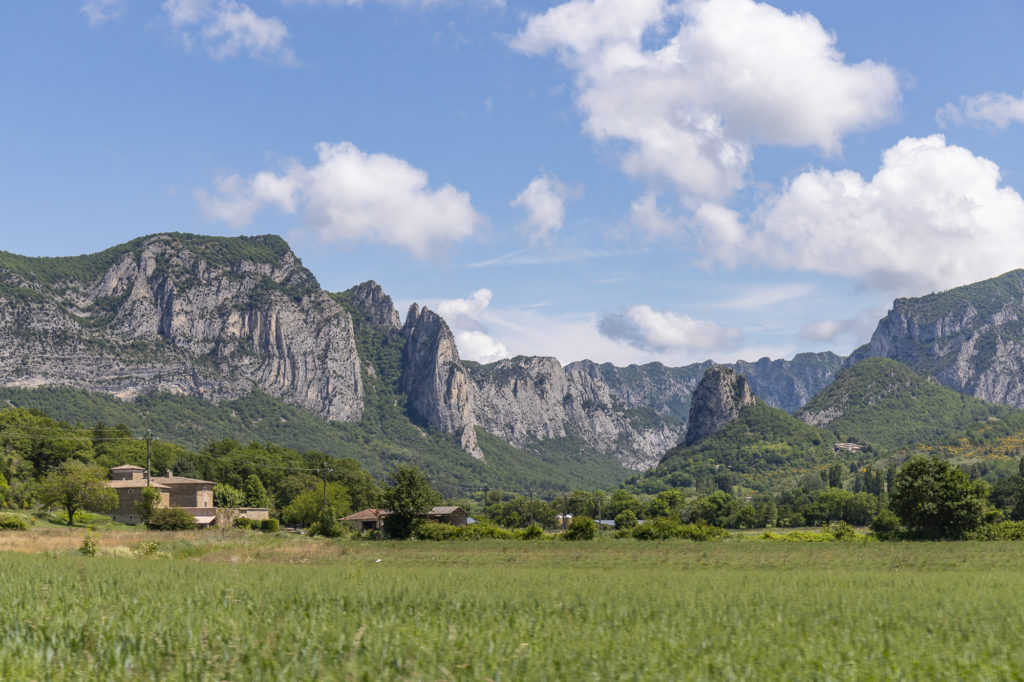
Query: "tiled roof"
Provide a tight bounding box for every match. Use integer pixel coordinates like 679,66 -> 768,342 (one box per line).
151,475 -> 215,486
342,508 -> 388,521
111,464 -> 145,470
108,480 -> 170,489
429,506 -> 466,515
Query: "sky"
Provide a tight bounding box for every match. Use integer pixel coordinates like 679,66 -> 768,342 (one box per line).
3,1 -> 1024,368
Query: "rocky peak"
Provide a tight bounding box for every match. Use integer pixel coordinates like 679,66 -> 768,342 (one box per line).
400,304 -> 482,460
345,280 -> 401,330
684,366 -> 756,446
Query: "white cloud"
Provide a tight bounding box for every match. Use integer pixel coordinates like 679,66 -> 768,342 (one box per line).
198,141 -> 485,258
512,0 -> 900,202
510,175 -> 578,245
695,135 -> 1024,293
435,289 -> 510,363
717,284 -> 813,311
81,0 -> 124,26
630,192 -> 680,236
937,91 -> 1024,129
598,305 -> 738,353
162,0 -> 293,62
284,0 -> 504,7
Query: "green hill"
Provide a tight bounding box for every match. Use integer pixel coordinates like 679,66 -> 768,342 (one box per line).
796,358 -> 1016,450
635,401 -> 845,493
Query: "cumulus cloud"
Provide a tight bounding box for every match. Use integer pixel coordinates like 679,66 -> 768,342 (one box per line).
512,0 -> 900,202
937,91 -> 1024,129
717,284 -> 813,311
198,141 -> 485,258
598,305 -> 738,353
436,289 -> 510,363
694,135 -> 1024,293
510,175 -> 578,245
81,0 -> 124,26
630,192 -> 681,236
162,0 -> 293,62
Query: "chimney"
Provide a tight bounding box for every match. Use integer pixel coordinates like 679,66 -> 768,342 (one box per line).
166,470 -> 173,478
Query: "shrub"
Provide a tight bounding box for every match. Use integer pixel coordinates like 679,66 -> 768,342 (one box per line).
414,521 -> 460,541
631,517 -> 728,541
869,509 -> 902,540
614,509 -> 638,530
147,508 -> 197,531
563,516 -> 597,541
260,519 -> 280,533
79,530 -> 98,556
233,517 -> 252,530
517,523 -> 544,540
132,540 -> 161,557
308,507 -> 343,538
826,521 -> 856,541
0,513 -> 30,531
967,521 -> 1024,540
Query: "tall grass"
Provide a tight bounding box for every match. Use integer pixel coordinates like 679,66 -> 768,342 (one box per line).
2,540 -> 1024,679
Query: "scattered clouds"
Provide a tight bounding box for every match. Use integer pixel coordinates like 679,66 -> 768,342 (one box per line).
512,0 -> 900,202
799,319 -> 856,343
436,289 -> 510,363
81,0 -> 124,26
468,246 -> 628,268
198,141 -> 485,258
694,135 -> 1024,293
597,305 -> 739,353
284,0 -> 505,7
630,192 -> 681,236
162,0 -> 293,62
937,90 -> 1024,129
510,174 -> 579,245
716,284 -> 813,311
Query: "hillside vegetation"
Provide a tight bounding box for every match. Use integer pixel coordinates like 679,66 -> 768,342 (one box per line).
797,358 -> 1016,449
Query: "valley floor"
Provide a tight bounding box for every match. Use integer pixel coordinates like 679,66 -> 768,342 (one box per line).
2,528 -> 1024,679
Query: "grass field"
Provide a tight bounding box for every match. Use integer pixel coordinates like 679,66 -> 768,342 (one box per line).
2,528 -> 1024,680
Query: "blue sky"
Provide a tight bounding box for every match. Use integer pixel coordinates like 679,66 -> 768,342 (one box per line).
4,1 -> 1024,367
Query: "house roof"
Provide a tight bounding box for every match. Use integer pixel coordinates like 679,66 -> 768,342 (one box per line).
428,506 -> 466,516
151,475 -> 216,486
343,508 -> 388,521
111,464 -> 146,471
107,480 -> 170,490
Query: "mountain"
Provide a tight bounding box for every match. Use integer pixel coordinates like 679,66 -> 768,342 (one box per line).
851,269 -> 1024,407
797,358 -> 1016,450
684,366 -> 756,446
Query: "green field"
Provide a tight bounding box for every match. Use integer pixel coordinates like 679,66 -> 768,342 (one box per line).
3,536 -> 1024,680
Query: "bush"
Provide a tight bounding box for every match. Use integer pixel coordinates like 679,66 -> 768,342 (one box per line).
260,519 -> 280,533
563,516 -> 597,540
132,540 -> 161,557
308,507 -> 343,538
825,521 -> 856,541
0,513 -> 30,531
233,517 -> 252,530
414,521 -> 460,541
517,523 -> 544,540
146,508 -> 197,531
614,509 -> 638,530
629,517 -> 728,541
967,521 -> 1024,540
869,509 -> 902,540
79,530 -> 98,556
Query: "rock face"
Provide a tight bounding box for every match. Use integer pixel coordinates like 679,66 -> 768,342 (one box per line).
851,269 -> 1024,407
733,352 -> 844,413
345,280 -> 401,330
0,233 -> 364,421
400,304 -> 483,460
684,367 -> 756,446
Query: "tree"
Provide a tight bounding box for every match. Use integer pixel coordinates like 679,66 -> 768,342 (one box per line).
213,483 -> 244,508
563,515 -> 597,540
243,475 -> 271,509
381,464 -> 441,539
282,482 -> 351,527
147,507 -> 196,531
890,457 -> 989,538
37,461 -> 117,526
614,509 -> 638,530
135,486 -> 161,523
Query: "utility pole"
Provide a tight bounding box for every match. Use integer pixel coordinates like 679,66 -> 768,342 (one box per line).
482,486 -> 489,519
145,429 -> 153,487
319,462 -> 332,510
529,490 -> 534,525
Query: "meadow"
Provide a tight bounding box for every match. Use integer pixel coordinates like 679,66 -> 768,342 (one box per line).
3,528 -> 1024,680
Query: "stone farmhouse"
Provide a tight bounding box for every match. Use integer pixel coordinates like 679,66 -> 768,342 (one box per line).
107,465 -> 268,527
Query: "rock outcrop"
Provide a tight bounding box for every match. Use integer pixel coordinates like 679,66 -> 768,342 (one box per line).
684,366 -> 756,446
345,280 -> 401,330
0,233 -> 364,421
400,304 -> 483,460
850,269 -> 1024,407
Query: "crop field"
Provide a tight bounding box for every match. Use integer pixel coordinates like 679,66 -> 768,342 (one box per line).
3,533 -> 1024,680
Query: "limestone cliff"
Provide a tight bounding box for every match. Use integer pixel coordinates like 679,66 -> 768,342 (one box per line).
0,233 -> 364,421
344,280 -> 401,331
850,269 -> 1024,407
684,366 -> 756,446
400,304 -> 483,460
